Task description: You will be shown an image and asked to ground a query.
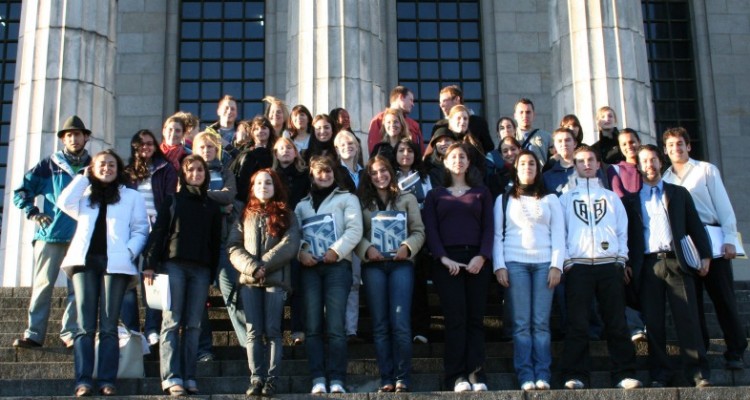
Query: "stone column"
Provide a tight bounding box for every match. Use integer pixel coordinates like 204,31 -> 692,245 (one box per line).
285,0 -> 389,153
550,0 -> 656,144
0,0 -> 117,286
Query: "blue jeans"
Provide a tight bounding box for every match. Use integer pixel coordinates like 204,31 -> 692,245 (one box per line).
160,261 -> 211,390
119,284 -> 140,332
198,243 -> 247,354
241,285 -> 286,383
302,260 -> 352,386
71,255 -> 130,389
506,262 -> 554,383
26,241 -> 77,343
362,260 -> 414,386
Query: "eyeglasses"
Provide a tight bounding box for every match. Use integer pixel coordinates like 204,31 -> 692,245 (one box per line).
141,142 -> 155,147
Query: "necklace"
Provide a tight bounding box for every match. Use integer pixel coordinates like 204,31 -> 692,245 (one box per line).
448,185 -> 470,196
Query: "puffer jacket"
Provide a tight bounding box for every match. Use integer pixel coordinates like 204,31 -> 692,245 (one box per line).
227,210 -> 301,292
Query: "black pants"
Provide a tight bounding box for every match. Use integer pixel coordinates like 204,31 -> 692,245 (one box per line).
695,257 -> 747,361
640,255 -> 710,384
411,250 -> 432,337
431,247 -> 490,388
561,263 -> 636,384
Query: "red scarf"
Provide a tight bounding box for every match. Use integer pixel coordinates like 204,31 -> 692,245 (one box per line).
160,143 -> 187,171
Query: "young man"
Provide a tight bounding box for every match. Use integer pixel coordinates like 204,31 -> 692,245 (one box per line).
559,145 -> 640,390
205,94 -> 239,146
661,127 -> 747,370
430,85 -> 494,152
367,86 -> 423,153
542,128 -> 577,195
591,106 -> 624,165
12,115 -> 92,348
623,144 -> 712,387
513,98 -> 551,166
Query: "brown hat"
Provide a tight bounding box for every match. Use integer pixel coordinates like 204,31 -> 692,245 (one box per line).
57,115 -> 91,138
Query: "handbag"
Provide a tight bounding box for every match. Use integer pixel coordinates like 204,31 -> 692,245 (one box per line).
93,326 -> 146,379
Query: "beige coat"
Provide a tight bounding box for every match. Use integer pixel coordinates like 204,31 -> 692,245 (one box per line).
355,192 -> 425,262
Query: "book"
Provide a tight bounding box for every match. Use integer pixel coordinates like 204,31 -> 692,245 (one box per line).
705,225 -> 747,258
680,235 -> 701,270
301,214 -> 338,258
144,274 -> 171,311
371,211 -> 407,258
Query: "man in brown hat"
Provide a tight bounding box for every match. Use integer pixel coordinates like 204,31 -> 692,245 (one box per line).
11,115 -> 92,348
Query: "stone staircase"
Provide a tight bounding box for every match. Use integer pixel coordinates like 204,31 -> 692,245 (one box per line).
1,282 -> 750,398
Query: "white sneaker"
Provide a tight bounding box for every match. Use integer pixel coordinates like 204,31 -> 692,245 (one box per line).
631,330 -> 647,343
413,335 -> 428,344
147,332 -> 159,346
472,383 -> 487,392
311,383 -> 327,394
329,383 -> 346,393
535,380 -> 550,390
521,381 -> 536,391
617,378 -> 643,389
454,381 -> 472,392
565,379 -> 585,389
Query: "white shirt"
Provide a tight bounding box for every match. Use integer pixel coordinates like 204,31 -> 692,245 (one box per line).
663,158 -> 738,246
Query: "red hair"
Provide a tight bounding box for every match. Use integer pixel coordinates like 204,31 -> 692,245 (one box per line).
244,169 -> 291,238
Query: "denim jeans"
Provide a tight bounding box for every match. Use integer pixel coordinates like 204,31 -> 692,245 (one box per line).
198,243 -> 247,354
119,284 -> 140,332
506,262 -> 554,383
71,255 -> 130,389
27,241 -> 77,343
302,260 -> 352,385
160,261 -> 211,390
345,256 -> 361,336
241,285 -> 286,383
362,260 -> 414,386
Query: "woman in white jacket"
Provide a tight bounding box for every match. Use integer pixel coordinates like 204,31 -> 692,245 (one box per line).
58,149 -> 149,397
493,150 -> 564,391
295,155 -> 363,394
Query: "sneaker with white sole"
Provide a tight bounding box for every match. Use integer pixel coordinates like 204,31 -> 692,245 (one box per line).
147,332 -> 159,346
311,383 -> 327,394
413,335 -> 428,344
472,383 -> 487,392
565,379 -> 585,389
631,330 -> 647,343
617,378 -> 643,389
329,383 -> 346,393
521,381 -> 536,391
535,380 -> 550,390
454,381 -> 472,392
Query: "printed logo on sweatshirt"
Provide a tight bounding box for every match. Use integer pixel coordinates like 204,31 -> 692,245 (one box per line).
573,199 -> 607,225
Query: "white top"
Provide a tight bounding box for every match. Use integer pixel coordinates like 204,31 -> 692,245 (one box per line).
663,158 -> 738,246
492,193 -> 565,271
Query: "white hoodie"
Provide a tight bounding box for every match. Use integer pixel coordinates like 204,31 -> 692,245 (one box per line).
559,177 -> 628,269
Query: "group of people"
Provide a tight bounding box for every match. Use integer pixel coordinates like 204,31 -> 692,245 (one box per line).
10,84 -> 745,396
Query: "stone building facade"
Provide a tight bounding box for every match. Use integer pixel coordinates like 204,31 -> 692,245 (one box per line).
1,0 -> 749,286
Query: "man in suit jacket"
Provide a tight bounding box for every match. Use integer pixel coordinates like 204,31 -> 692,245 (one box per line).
623,144 -> 712,388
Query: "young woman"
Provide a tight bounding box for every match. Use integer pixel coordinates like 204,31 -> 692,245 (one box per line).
559,114 -> 585,147
307,114 -> 337,161
159,115 -> 190,171
58,150 -> 149,397
329,107 -> 352,134
607,128 -> 642,197
423,127 -> 456,188
394,139 -> 432,205
493,150 -> 564,391
496,116 -> 517,140
263,96 -> 289,138
356,156 -> 425,393
446,105 -> 486,177
283,104 -> 313,156
228,169 -> 301,397
486,136 -> 522,198
371,108 -> 411,167
230,116 -> 276,202
192,132 -> 244,362
422,143 -> 494,393
295,156 -> 363,394
143,155 -> 223,396
122,129 -> 178,341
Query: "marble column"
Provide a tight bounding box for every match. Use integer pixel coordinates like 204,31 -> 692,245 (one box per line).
550,0 -> 656,144
285,0 -> 389,155
0,0 -> 117,286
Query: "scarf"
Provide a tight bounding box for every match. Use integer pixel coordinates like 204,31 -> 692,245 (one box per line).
160,143 -> 187,171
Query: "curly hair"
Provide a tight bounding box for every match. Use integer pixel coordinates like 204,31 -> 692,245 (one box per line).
88,149 -> 127,207
357,156 -> 400,210
244,169 -> 292,238
125,129 -> 165,183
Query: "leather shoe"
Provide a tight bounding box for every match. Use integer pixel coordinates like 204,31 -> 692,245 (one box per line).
13,337 -> 42,348
99,386 -> 116,396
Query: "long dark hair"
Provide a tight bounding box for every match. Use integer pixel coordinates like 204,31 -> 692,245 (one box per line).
358,156 -> 400,210
307,114 -> 337,161
125,129 -> 165,182
247,115 -> 278,148
442,143 -> 481,188
88,149 -> 126,207
179,154 -> 210,196
394,138 -> 427,179
329,107 -> 352,135
288,104 -> 314,140
244,169 -> 291,238
511,150 -> 546,199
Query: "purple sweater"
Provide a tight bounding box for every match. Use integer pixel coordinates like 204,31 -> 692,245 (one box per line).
607,161 -> 642,198
423,186 -> 494,260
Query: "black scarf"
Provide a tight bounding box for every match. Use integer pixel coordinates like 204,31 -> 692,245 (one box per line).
518,183 -> 535,197
62,148 -> 89,168
311,184 -> 337,212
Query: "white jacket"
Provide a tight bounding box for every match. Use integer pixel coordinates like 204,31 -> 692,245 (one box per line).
559,177 -> 628,268
58,175 -> 149,275
295,187 -> 363,262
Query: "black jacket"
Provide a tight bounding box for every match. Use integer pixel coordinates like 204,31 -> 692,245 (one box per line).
274,164 -> 311,210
